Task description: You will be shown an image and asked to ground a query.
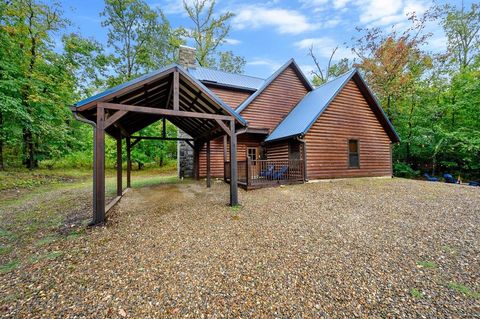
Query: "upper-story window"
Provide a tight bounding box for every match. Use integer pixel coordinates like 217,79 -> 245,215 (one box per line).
348,140 -> 359,168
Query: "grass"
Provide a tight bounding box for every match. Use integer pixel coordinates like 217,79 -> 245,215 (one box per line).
0,260 -> 19,274
0,245 -> 13,255
0,166 -> 178,268
410,288 -> 423,299
447,282 -> 480,299
35,236 -> 58,246
417,261 -> 437,269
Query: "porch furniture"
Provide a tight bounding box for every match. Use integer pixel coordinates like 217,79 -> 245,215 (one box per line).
423,173 -> 439,182
443,173 -> 458,184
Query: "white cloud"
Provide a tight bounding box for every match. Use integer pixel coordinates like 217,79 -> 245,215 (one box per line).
333,0 -> 351,9
156,0 -> 195,15
357,0 -> 403,24
224,38 -> 241,45
247,58 -> 282,72
232,5 -> 320,34
294,37 -> 355,60
358,0 -> 429,26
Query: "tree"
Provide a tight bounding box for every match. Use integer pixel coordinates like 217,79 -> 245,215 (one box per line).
438,3 -> 480,71
308,46 -> 351,86
4,0 -> 69,168
0,2 -> 24,169
101,0 -> 179,83
182,0 -> 245,72
217,51 -> 246,74
62,33 -> 111,98
352,11 -> 433,121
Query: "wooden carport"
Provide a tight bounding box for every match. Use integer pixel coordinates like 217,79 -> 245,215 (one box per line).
71,65 -> 245,225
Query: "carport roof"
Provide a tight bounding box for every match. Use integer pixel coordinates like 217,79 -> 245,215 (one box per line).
72,64 -> 247,139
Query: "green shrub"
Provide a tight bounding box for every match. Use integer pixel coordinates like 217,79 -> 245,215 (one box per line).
393,162 -> 420,178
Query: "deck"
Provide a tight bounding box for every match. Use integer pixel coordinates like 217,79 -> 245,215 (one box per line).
224,159 -> 305,189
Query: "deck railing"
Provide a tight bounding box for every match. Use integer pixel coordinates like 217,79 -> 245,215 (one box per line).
224,159 -> 305,188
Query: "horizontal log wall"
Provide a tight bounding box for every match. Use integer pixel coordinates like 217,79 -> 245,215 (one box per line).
305,80 -> 392,179
207,86 -> 252,109
240,66 -> 309,131
198,134 -> 264,178
266,141 -> 289,161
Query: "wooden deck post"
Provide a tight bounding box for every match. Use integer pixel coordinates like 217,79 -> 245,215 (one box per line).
116,133 -> 122,196
126,136 -> 131,188
229,119 -> 238,206
206,139 -> 211,188
94,105 -> 106,224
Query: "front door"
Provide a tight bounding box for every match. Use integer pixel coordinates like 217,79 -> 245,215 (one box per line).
247,147 -> 260,176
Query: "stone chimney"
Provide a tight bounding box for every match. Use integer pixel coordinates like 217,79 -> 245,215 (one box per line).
177,45 -> 196,178
178,45 -> 196,68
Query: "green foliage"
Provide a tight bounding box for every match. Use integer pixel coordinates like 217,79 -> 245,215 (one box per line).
447,282 -> 480,299
0,260 -> 19,274
417,261 -> 437,268
182,0 -> 246,72
393,162 -> 419,178
410,288 -> 423,299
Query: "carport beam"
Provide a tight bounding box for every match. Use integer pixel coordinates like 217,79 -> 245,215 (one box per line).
229,119 -> 238,206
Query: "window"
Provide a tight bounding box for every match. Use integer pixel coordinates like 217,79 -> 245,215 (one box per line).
247,147 -> 258,165
348,140 -> 359,168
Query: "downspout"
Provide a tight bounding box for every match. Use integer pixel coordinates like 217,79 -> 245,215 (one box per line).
71,108 -> 97,225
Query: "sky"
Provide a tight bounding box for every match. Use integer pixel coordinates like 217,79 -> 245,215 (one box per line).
60,0 -> 472,79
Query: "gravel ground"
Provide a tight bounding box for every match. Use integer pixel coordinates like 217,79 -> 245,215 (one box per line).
1,178 -> 479,318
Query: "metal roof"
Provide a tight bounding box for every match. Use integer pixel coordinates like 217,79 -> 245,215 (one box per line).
187,66 -> 265,91
265,68 -> 400,143
235,59 -> 314,114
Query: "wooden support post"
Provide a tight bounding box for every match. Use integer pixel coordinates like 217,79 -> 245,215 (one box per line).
223,135 -> 227,162
173,70 -> 179,111
126,136 -> 131,188
229,120 -> 238,206
206,140 -> 211,188
116,133 -> 122,196
94,106 -> 106,224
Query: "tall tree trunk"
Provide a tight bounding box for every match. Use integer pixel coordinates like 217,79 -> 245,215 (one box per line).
23,128 -> 36,169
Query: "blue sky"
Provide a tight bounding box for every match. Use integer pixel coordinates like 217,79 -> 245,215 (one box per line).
60,0 -> 470,79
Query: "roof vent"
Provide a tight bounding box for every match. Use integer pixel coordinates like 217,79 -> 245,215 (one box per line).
179,45 -> 196,68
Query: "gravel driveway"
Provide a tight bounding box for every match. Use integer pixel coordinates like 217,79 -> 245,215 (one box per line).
1,178 -> 479,318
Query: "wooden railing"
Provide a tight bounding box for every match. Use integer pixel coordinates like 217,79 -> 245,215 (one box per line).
225,159 -> 305,188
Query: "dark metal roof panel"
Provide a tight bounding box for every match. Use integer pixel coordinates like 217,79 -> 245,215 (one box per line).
187,66 -> 265,91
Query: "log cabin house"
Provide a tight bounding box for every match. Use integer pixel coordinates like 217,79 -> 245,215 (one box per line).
179,47 -> 400,189
71,45 -> 399,223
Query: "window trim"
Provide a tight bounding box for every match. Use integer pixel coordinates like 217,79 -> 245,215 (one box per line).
348,139 -> 360,169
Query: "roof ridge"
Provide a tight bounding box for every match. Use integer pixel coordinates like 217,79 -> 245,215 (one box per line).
190,65 -> 266,80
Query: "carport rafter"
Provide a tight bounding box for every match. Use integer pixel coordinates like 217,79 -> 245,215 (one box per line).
73,65 -> 243,225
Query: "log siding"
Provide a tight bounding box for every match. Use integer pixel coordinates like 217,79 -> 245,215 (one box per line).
240,66 -> 309,130
206,86 -> 252,109
305,80 -> 392,179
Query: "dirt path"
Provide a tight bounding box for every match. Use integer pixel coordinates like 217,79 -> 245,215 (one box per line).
1,178 -> 479,318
